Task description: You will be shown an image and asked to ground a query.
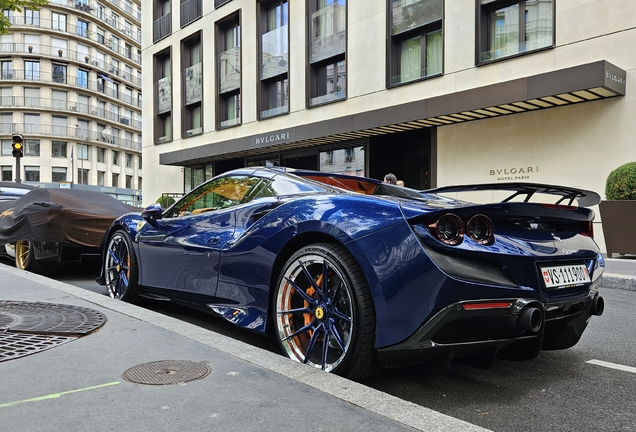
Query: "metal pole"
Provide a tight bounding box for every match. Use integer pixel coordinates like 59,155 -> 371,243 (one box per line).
80,139 -> 84,185
15,156 -> 21,184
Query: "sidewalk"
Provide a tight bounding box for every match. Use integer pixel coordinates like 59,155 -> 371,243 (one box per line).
602,257 -> 636,291
0,264 -> 486,432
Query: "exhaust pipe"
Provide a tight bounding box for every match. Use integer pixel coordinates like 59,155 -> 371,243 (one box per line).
518,307 -> 542,333
590,295 -> 604,316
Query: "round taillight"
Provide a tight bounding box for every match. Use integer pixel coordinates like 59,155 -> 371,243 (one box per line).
434,214 -> 464,246
467,215 -> 494,244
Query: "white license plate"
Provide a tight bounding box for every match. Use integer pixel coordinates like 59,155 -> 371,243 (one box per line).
540,264 -> 591,289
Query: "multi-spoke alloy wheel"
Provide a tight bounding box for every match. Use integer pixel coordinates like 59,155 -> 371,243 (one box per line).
104,230 -> 139,302
14,240 -> 31,270
274,243 -> 379,380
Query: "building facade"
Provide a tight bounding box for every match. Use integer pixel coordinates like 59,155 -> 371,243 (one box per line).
1,0 -> 143,205
144,0 -> 634,252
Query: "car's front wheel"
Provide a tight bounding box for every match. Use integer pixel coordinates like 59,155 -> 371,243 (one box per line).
104,230 -> 139,302
273,243 -> 379,380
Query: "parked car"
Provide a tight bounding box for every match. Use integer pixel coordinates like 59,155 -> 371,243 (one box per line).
0,188 -> 138,275
97,167 -> 605,380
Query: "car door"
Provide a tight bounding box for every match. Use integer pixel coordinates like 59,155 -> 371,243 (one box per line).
136,174 -> 261,297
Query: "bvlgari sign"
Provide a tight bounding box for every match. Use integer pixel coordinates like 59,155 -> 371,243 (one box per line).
487,157 -> 544,182
251,129 -> 295,147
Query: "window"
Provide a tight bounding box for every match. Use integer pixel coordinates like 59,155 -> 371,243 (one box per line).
181,0 -> 202,27
77,168 -> 89,184
112,172 -> 119,187
77,143 -> 89,160
98,171 -> 105,186
182,33 -> 202,136
214,0 -> 231,7
97,28 -> 105,45
125,153 -> 132,167
1,166 -> 12,181
52,141 -> 67,158
477,0 -> 554,63
170,175 -> 259,217
138,155 -> 142,169
111,36 -> 120,53
24,166 -> 40,182
319,145 -> 365,175
0,114 -> 12,134
25,9 -> 40,26
24,61 -> 40,80
24,87 -> 40,108
1,61 -> 12,79
259,0 -> 289,118
217,15 -> 241,128
52,167 -> 67,182
154,0 -> 171,42
126,175 -> 132,188
96,4 -> 104,20
97,147 -> 105,162
113,150 -> 119,165
77,69 -> 88,88
52,12 -> 67,31
25,139 -> 40,156
77,19 -> 88,37
24,113 -> 39,133
1,139 -> 12,156
155,50 -> 172,143
308,0 -> 346,106
389,0 -> 443,86
53,64 -> 67,83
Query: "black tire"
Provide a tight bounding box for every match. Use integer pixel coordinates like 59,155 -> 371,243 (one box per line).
273,243 -> 380,380
104,230 -> 140,302
14,240 -> 59,276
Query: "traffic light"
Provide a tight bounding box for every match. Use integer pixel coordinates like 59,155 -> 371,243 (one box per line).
12,134 -> 24,158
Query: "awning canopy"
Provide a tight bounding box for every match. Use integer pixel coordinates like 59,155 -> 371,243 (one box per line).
160,60 -> 626,167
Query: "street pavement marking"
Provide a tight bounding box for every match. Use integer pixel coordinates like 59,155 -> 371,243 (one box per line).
0,381 -> 120,408
586,359 -> 636,374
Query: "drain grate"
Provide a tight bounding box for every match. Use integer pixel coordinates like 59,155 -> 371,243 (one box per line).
123,360 -> 211,385
0,301 -> 106,335
0,332 -> 76,362
0,301 -> 107,363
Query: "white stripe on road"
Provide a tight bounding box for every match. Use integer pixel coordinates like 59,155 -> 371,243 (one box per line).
586,359 -> 636,374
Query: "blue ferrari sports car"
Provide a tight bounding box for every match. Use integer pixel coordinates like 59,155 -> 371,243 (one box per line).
98,167 -> 604,380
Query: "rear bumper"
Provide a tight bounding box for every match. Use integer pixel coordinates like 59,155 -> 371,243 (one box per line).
377,285 -> 602,368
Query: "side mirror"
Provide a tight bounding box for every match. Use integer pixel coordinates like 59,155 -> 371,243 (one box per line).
141,203 -> 163,221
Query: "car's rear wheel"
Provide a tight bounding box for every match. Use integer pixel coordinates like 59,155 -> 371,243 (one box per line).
273,243 -> 379,380
104,230 -> 139,302
14,240 -> 58,275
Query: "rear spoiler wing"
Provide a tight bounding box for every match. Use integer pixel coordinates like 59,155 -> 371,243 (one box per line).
423,183 -> 601,207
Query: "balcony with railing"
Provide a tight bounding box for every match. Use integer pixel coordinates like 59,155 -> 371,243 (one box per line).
1,68 -> 142,109
218,47 -> 240,94
48,0 -> 141,24
261,25 -> 288,80
0,96 -> 141,129
184,63 -> 202,105
0,123 -> 141,151
3,17 -> 141,77
181,0 -> 201,28
156,77 -> 172,114
153,13 -> 171,43
310,3 -> 346,63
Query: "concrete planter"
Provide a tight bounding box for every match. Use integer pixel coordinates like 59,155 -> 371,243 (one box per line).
599,200 -> 636,257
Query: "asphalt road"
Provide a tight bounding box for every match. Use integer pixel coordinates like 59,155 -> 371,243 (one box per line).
10,258 -> 636,432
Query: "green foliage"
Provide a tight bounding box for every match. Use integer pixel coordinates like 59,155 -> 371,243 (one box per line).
0,0 -> 48,34
156,195 -> 176,208
605,162 -> 636,200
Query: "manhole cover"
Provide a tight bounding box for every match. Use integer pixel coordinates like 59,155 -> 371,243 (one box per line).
123,360 -> 211,385
0,301 -> 106,335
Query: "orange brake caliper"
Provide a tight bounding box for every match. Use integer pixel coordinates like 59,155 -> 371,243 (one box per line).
303,274 -> 322,331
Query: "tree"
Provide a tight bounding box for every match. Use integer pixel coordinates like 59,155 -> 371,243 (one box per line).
0,0 -> 49,34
